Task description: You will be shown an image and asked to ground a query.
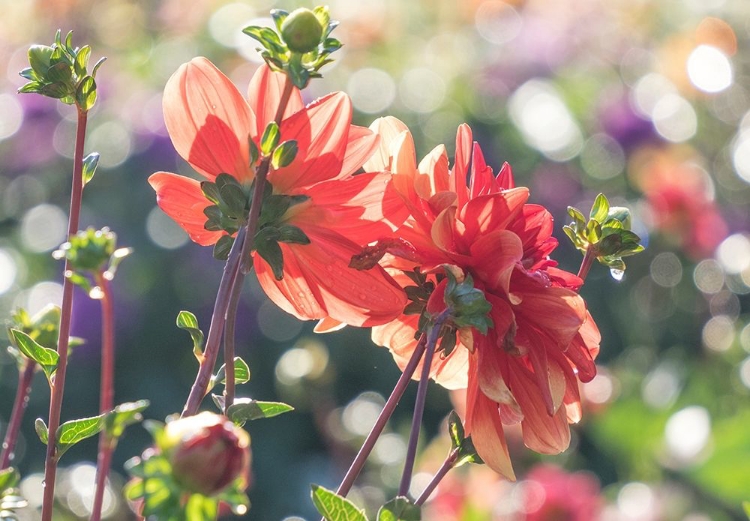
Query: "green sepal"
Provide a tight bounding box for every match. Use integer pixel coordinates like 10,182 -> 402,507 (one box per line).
277,224 -> 310,245
226,398 -> 294,426
311,484 -> 368,521
255,230 -> 284,280
39,82 -> 70,99
200,181 -> 221,205
75,74 -> 97,111
447,411 -> 483,466
443,272 -> 493,334
176,310 -> 205,361
45,61 -> 72,84
589,192 -> 609,223
9,329 -> 59,384
260,121 -> 280,156
35,418 -> 49,445
104,400 -> 150,439
74,45 -> 91,77
91,57 -> 106,78
82,152 -> 100,185
18,81 -> 42,94
56,413 -> 106,458
210,357 -> 251,391
28,45 -> 54,76
65,271 -> 92,294
271,140 -> 298,169
213,235 -> 235,260
19,67 -> 39,81
377,497 -> 421,521
271,9 -> 289,33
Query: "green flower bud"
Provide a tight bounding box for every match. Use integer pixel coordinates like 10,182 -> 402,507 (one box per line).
281,8 -> 323,53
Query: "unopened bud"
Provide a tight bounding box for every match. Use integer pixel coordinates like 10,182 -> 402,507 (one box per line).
281,8 -> 323,53
162,412 -> 250,496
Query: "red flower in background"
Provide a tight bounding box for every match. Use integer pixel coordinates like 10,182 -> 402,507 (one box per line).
631,146 -> 728,260
149,58 -> 407,327
524,465 -> 602,521
365,118 -> 600,479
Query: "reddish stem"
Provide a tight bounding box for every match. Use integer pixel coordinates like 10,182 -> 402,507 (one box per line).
91,272 -> 115,521
415,447 -> 458,506
0,359 -> 36,469
333,334 -> 428,499
398,310 -> 450,497
222,273 -> 244,412
42,107 -> 88,521
577,247 -> 596,283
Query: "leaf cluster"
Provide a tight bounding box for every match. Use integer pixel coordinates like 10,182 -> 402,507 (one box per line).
18,30 -> 105,111
311,485 -> 421,521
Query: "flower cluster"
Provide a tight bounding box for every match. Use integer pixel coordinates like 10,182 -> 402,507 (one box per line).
152,60 -> 601,480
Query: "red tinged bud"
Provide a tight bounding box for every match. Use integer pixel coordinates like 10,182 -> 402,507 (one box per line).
162,412 -> 250,496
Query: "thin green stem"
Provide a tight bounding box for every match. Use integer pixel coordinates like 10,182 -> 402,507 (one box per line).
415,447 -> 459,506
41,107 -> 88,521
399,309 -> 451,497
0,359 -> 36,469
91,272 -> 115,521
333,334 -> 428,500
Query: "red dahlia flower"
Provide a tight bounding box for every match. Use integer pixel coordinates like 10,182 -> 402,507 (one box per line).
149,58 -> 407,327
365,118 -> 600,479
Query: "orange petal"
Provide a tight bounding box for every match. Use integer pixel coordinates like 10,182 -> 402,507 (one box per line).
450,124 -> 472,209
247,63 -> 304,137
364,116 -> 411,172
417,144 -> 450,197
513,279 -> 587,347
467,389 -> 516,480
270,92 -> 352,192
148,172 -> 224,246
458,188 -> 529,245
496,162 -> 515,189
469,230 -> 523,295
314,317 -> 346,333
468,143 -> 498,198
338,125 -> 380,179
163,57 -> 254,182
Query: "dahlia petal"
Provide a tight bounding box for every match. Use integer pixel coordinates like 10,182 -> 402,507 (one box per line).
469,230 -> 523,294
526,338 -> 566,416
338,125 -> 380,179
512,278 -> 587,347
364,116 -> 410,172
432,206 -> 458,252
247,63 -> 304,137
477,337 -> 521,411
417,144 -> 450,197
298,172 -> 410,240
163,57 -> 254,182
148,172 -> 224,246
468,143 -> 497,198
496,162 -> 515,189
270,92 -> 352,192
451,124 -> 472,209
468,391 -> 515,480
314,317 -> 346,333
459,188 -> 530,245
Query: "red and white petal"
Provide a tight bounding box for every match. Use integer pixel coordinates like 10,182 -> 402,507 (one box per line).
163,57 -> 254,182
338,125 -> 381,179
364,116 -> 411,172
148,172 -> 224,246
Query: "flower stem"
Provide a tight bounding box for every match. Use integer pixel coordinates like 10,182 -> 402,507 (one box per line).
398,309 -> 451,497
182,227 -> 245,417
41,107 -> 88,521
0,359 -> 36,470
91,272 -> 115,521
415,447 -> 459,506
333,334 -> 428,500
577,246 -> 596,283
222,271 -> 244,412
182,74 -> 295,417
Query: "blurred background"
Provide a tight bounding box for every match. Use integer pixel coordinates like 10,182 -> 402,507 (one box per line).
1,0 -> 749,519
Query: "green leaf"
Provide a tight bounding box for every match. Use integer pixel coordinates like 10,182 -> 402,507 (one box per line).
271,9 -> 289,33
91,57 -> 106,78
210,357 -> 252,391
271,140 -> 298,169
249,136 -> 259,167
66,271 -> 92,293
56,414 -> 106,456
74,45 -> 91,77
260,121 -> 280,156
218,182 -> 248,219
213,234 -> 234,260
28,45 -> 53,76
9,329 -> 59,382
0,468 -> 20,491
311,484 -> 368,521
39,82 -> 70,99
589,193 -> 609,223
82,152 -> 100,185
255,234 -> 284,280
46,61 -> 72,83
377,497 -> 421,521
105,400 -> 149,439
277,224 -> 310,245
35,418 -> 48,445
742,501 -> 750,520
176,311 -> 204,361
18,81 -> 42,94
447,411 -> 465,450
75,75 -> 97,111
201,181 -> 221,205
185,493 -> 219,521
227,398 -> 294,425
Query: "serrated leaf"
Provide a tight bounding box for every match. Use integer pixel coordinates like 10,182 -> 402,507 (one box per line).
105,400 -> 149,439
377,497 -> 420,521
9,329 -> 58,382
260,121 -> 280,155
210,357 -> 251,391
35,418 -> 48,445
311,484 -> 368,521
56,414 -> 105,456
227,399 -> 294,425
176,311 -> 204,361
82,152 -> 100,185
271,140 -> 298,169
